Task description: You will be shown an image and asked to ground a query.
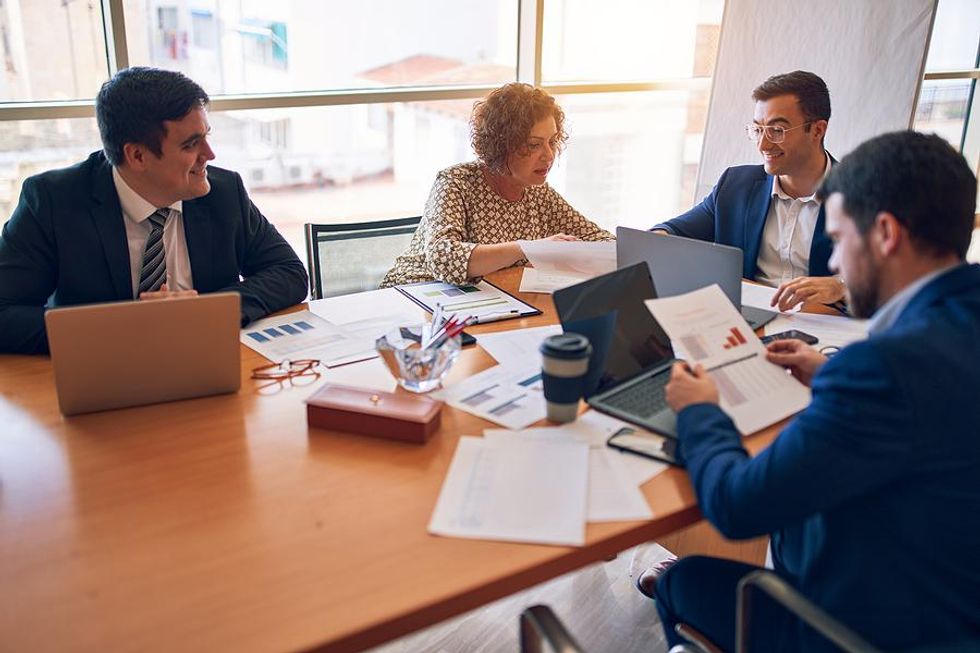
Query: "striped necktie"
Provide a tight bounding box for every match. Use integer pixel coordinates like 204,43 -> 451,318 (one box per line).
137,208 -> 168,296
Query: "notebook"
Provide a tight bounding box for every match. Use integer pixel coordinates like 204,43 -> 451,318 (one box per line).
616,226 -> 777,329
45,293 -> 241,416
552,263 -> 678,438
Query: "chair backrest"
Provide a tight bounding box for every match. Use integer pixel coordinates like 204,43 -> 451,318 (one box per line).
736,571 -> 883,653
304,217 -> 420,299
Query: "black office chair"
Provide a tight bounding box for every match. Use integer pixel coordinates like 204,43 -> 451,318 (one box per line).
303,217 -> 420,299
518,570 -> 885,653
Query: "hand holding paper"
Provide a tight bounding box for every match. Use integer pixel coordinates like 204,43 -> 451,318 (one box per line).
645,284 -> 811,435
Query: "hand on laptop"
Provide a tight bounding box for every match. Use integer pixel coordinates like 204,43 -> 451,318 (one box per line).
139,283 -> 199,301
542,233 -> 580,242
665,362 -> 719,412
770,276 -> 845,311
765,340 -> 827,387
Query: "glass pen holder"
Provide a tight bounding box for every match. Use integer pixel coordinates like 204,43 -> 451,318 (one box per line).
375,326 -> 461,393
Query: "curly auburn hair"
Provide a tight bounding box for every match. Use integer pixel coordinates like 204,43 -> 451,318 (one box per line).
469,83 -> 568,174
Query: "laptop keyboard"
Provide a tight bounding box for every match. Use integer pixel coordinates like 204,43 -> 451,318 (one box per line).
602,373 -> 670,418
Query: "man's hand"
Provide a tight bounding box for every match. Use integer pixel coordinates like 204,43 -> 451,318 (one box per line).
765,339 -> 827,387
665,362 -> 719,412
770,276 -> 845,311
139,283 -> 198,301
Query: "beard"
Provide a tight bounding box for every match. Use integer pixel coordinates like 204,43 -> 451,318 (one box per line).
845,248 -> 881,319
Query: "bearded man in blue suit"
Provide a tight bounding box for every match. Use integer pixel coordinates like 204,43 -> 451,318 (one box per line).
0,67 -> 308,354
653,131 -> 980,652
653,71 -> 845,312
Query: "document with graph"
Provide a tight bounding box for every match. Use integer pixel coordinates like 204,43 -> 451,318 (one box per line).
644,284 -> 811,435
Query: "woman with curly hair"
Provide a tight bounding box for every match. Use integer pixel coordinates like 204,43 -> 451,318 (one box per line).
381,82 -> 612,287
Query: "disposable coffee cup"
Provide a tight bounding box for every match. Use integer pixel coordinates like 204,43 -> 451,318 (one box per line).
540,333 -> 592,423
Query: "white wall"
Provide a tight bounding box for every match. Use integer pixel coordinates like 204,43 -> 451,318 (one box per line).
696,0 -> 937,201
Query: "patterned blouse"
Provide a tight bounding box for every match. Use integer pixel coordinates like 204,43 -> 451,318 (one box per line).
380,162 -> 613,287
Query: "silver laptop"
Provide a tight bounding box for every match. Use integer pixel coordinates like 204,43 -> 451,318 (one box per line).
617,226 -> 777,329
45,293 -> 241,416
553,263 -> 678,438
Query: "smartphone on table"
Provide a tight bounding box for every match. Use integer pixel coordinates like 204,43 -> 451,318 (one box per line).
607,426 -> 683,467
760,329 -> 818,346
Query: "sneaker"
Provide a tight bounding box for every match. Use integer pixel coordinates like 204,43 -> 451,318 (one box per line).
634,554 -> 679,599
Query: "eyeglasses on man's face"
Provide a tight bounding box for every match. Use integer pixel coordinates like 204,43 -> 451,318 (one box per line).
744,121 -> 813,144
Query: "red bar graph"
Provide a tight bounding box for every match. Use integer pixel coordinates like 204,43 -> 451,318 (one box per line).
722,327 -> 748,350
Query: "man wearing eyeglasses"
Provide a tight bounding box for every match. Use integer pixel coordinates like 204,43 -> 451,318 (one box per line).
652,70 -> 844,312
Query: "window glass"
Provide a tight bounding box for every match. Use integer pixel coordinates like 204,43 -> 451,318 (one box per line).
551,90 -> 710,232
0,0 -> 109,101
124,0 -> 519,95
542,0 -> 724,82
207,99 -> 477,260
914,79 -> 972,149
1,118 -> 103,229
924,0 -> 980,71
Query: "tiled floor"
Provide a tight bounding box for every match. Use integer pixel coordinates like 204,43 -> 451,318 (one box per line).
366,543 -> 675,653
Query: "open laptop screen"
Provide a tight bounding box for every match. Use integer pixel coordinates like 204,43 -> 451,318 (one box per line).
553,262 -> 673,395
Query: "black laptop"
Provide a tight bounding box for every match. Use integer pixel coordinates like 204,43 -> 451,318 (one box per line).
552,262 -> 678,438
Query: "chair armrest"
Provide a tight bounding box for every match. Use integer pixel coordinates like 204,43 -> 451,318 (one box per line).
735,570 -> 882,653
519,604 -> 585,653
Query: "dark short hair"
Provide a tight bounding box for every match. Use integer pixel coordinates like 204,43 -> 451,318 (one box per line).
752,70 -> 831,124
470,83 -> 567,174
96,67 -> 210,166
818,131 -> 977,259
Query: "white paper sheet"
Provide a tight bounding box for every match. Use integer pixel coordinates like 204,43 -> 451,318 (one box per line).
428,436 -> 589,546
484,409 -> 670,491
765,312 -> 869,350
433,364 -> 546,429
740,281 -> 801,314
241,309 -> 419,368
517,241 -> 616,293
645,284 -> 811,435
241,311 -> 370,367
477,324 -> 562,370
518,240 -> 617,276
519,267 -> 585,294
481,428 -> 652,523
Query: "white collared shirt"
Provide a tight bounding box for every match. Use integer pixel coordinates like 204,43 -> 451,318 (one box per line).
112,167 -> 194,297
755,153 -> 832,287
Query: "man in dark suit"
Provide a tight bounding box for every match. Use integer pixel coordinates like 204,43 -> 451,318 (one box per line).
653,71 -> 845,311
0,67 -> 308,354
651,131 -> 980,651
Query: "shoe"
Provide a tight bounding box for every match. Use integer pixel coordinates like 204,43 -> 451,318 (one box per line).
634,554 -> 679,599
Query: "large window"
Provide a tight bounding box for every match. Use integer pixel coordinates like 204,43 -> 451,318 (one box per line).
914,0 -> 979,162
1,0 -> 975,260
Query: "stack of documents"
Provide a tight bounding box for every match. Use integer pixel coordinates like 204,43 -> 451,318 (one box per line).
645,284 -> 812,435
518,240 -> 617,293
428,412 -> 669,547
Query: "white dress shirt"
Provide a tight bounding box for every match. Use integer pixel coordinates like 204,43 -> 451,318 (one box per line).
755,153 -> 832,288
112,167 -> 194,297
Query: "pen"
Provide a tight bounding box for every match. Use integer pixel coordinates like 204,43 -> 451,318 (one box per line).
470,310 -> 520,325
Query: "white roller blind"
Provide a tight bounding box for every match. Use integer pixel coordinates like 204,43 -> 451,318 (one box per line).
696,0 -> 937,202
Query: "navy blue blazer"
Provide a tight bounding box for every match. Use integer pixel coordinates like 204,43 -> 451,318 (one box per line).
677,263 -> 980,651
652,163 -> 833,280
0,151 -> 308,354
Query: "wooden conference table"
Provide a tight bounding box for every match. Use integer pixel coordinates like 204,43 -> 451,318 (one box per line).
0,267 -> 790,653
